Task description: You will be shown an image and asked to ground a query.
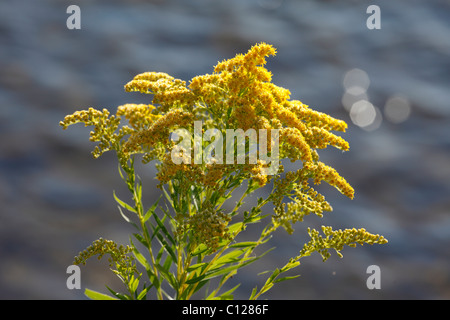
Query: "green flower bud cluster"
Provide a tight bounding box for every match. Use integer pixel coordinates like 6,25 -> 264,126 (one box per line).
299,226 -> 388,262
74,238 -> 138,282
176,203 -> 232,253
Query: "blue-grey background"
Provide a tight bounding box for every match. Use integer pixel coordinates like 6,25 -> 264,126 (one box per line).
1,0 -> 449,299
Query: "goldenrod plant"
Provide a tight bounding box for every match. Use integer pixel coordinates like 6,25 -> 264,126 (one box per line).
60,43 -> 387,300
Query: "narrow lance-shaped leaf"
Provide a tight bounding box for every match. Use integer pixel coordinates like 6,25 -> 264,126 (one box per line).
84,288 -> 118,300
143,195 -> 162,223
114,190 -> 137,213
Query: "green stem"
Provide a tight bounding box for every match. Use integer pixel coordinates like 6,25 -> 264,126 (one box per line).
175,241 -> 193,299
125,161 -> 163,300
137,203 -> 163,299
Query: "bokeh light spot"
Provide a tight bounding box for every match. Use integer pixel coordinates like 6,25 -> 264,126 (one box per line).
343,68 -> 370,95
384,95 -> 411,124
350,100 -> 378,129
342,91 -> 369,111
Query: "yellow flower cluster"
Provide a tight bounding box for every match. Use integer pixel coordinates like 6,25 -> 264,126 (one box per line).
116,103 -> 160,130
304,161 -> 354,199
287,101 -> 347,131
192,43 -> 351,197
299,226 -> 388,261
123,109 -> 194,157
250,159 -> 270,186
203,162 -> 230,187
60,107 -> 125,159
269,155 -> 353,234
60,42 -> 355,238
125,71 -> 195,111
280,127 -> 312,162
271,176 -> 333,234
156,151 -> 203,189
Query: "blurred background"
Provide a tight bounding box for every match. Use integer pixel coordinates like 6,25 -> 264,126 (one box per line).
1,0 -> 449,299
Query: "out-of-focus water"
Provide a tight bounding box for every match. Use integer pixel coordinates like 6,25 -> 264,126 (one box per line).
1,0 -> 449,299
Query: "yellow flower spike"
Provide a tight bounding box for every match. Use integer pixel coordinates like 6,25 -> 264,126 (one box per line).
312,161 -> 354,199
123,109 -> 194,156
275,106 -> 307,134
231,102 -> 257,130
306,127 -> 350,151
153,88 -> 195,109
280,127 -> 312,162
132,71 -> 174,82
116,104 -> 160,130
189,73 -> 221,91
124,79 -> 156,94
254,66 -> 273,82
243,42 -> 277,67
214,53 -> 245,73
265,82 -> 291,103
287,100 -> 348,132
125,74 -> 190,105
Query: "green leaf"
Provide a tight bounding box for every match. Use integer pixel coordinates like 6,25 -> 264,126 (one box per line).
152,228 -> 177,262
281,260 -> 301,272
190,279 -> 209,296
137,284 -> 151,300
155,245 -> 166,264
273,275 -> 301,284
155,263 -> 178,290
129,274 -> 140,293
143,195 -> 162,223
227,222 -> 244,235
213,248 -> 247,266
207,283 -> 240,300
106,285 -> 131,300
204,261 -> 248,280
210,189 -> 232,208
145,268 -> 160,292
258,283 -> 274,296
245,179 -> 261,194
132,233 -> 148,248
162,252 -> 174,272
184,273 -> 206,285
188,253 -> 265,285
187,262 -> 208,273
254,260 -> 301,299
113,191 -> 136,213
191,244 -> 208,256
229,241 -> 258,248
161,186 -> 174,208
245,213 -> 270,224
152,210 -> 176,246
231,234 -> 270,249
84,288 -> 118,300
265,268 -> 281,284
117,205 -> 131,223
130,237 -> 151,270
134,178 -> 143,202
249,287 -> 258,300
